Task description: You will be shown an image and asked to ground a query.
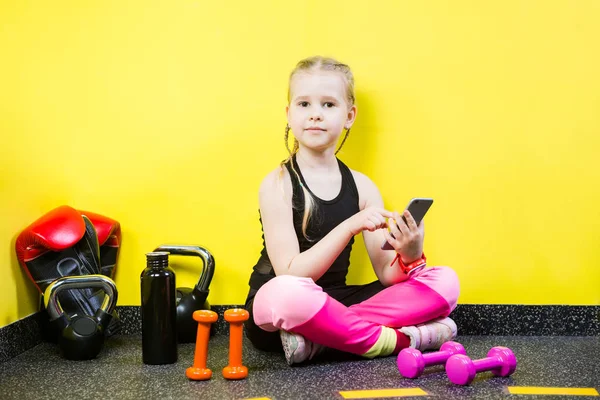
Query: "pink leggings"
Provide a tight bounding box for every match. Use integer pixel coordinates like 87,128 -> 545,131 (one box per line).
252,266 -> 460,355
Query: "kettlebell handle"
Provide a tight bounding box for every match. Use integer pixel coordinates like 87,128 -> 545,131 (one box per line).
153,245 -> 215,293
44,275 -> 118,321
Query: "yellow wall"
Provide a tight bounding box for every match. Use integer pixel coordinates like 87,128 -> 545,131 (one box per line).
2,1 -> 599,327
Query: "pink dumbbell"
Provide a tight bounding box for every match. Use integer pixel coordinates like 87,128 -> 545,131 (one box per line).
446,346 -> 517,385
397,341 -> 466,378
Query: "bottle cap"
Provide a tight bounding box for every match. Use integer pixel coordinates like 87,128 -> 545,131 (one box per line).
146,251 -> 169,259
145,252 -> 169,267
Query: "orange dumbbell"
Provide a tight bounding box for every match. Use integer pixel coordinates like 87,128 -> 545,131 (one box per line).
222,308 -> 249,380
186,310 -> 218,380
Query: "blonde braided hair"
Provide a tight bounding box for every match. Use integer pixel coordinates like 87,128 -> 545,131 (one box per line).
279,56 -> 355,240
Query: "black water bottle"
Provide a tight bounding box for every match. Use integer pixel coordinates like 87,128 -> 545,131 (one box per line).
141,251 -> 177,364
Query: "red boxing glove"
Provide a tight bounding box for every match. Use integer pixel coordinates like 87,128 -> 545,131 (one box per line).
16,205 -> 101,293
16,205 -> 122,336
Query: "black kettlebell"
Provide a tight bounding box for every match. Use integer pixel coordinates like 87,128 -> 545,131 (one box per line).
153,245 -> 215,343
44,275 -> 118,360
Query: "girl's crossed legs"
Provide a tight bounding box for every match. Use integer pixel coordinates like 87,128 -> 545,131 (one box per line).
245,266 -> 460,364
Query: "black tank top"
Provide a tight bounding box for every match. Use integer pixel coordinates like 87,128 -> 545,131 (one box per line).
248,155 -> 360,291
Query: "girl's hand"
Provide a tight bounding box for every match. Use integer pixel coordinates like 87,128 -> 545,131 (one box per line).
383,210 -> 424,263
345,207 -> 394,236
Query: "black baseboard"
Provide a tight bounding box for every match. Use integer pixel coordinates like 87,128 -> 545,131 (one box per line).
115,304 -> 599,337
0,312 -> 43,363
2,304 -> 598,363
448,304 -> 599,336
115,305 -> 244,336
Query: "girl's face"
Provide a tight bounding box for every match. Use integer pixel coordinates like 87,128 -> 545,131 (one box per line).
286,71 -> 356,153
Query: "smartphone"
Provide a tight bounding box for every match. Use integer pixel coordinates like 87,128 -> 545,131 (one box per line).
381,198 -> 434,250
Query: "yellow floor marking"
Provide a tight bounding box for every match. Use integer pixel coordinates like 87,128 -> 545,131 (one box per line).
508,387 -> 599,396
242,398 -> 272,400
339,388 -> 428,399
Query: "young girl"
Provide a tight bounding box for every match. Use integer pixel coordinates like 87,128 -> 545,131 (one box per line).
244,56 -> 460,365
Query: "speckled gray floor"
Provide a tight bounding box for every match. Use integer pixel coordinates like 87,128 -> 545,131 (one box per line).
0,335 -> 598,399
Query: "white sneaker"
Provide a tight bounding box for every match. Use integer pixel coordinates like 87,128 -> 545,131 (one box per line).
279,330 -> 324,365
400,317 -> 457,352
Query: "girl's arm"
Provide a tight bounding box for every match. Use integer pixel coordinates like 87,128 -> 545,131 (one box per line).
260,166 -> 392,281
352,171 -> 421,286
259,167 -> 355,281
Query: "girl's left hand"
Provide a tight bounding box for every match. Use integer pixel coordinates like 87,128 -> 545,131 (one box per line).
382,210 -> 424,263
